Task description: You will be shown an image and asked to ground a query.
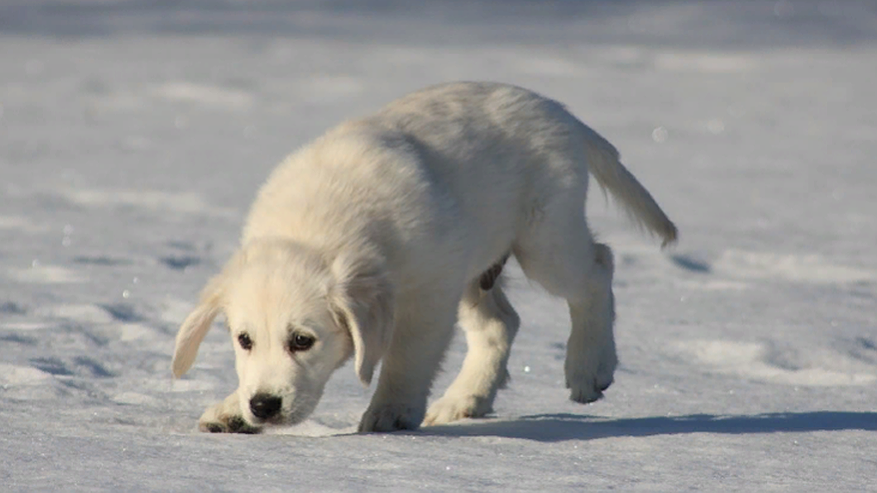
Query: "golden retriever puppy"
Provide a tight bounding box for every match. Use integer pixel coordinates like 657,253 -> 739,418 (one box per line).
172,82 -> 677,433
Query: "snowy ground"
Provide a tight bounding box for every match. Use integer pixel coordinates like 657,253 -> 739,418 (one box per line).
2,1 -> 876,491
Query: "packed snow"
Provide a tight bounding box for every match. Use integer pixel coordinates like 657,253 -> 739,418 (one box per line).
2,1 -> 876,491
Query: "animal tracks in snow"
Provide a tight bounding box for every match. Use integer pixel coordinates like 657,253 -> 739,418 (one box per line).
655,248 -> 876,387
671,339 -> 877,387
665,248 -> 873,289
712,250 -> 873,284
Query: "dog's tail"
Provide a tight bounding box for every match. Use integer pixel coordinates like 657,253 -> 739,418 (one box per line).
582,125 -> 678,247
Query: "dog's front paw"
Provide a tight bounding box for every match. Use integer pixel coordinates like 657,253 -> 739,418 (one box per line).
199,415 -> 261,434
358,403 -> 424,433
198,396 -> 261,434
565,346 -> 617,404
423,394 -> 491,426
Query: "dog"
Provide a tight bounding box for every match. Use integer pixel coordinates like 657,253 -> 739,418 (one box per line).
172,81 -> 677,433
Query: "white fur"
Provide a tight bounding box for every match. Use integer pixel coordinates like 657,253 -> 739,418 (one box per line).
172,82 -> 677,433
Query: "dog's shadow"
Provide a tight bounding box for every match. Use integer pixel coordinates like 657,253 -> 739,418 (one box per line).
411,411 -> 877,442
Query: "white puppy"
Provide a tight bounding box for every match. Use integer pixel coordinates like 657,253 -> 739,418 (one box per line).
172,82 -> 677,433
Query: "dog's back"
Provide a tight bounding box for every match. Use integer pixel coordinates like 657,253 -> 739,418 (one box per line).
243,82 -> 674,288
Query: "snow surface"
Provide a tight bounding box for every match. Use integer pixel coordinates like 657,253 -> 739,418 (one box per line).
2,1 -> 876,491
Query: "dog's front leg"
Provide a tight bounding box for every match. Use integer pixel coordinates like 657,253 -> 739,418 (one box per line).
358,301 -> 458,433
198,391 -> 260,434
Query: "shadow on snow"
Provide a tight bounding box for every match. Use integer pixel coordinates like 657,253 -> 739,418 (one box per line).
414,411 -> 877,442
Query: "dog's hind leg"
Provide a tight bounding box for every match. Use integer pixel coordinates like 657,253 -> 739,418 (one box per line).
514,196 -> 617,404
563,242 -> 616,403
423,277 -> 520,426
198,391 -> 261,434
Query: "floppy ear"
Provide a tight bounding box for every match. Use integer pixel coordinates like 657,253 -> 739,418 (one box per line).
172,273 -> 226,378
328,252 -> 395,387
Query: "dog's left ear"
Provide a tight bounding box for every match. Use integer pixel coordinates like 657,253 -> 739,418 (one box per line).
328,251 -> 395,386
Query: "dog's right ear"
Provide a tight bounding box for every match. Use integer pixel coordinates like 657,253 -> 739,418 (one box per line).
172,273 -> 225,378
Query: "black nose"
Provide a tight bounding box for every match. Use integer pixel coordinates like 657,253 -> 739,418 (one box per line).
249,393 -> 282,420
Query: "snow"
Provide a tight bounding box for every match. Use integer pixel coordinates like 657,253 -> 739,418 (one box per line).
2,0 -> 876,491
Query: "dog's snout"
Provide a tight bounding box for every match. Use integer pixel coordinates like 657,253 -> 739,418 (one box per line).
249,393 -> 282,420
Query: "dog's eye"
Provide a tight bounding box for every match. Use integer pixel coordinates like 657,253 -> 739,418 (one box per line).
237,332 -> 253,351
289,333 -> 315,352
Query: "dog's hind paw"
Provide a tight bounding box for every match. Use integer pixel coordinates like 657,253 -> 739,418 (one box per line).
423,394 -> 492,426
566,365 -> 614,404
567,380 -> 607,404
565,338 -> 616,404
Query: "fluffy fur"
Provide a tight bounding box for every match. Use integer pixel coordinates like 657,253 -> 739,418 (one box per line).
172,82 -> 677,433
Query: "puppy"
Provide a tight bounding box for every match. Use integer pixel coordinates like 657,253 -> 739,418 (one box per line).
172,82 -> 677,433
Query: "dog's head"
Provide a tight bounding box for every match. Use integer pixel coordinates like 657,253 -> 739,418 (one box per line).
172,239 -> 394,427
